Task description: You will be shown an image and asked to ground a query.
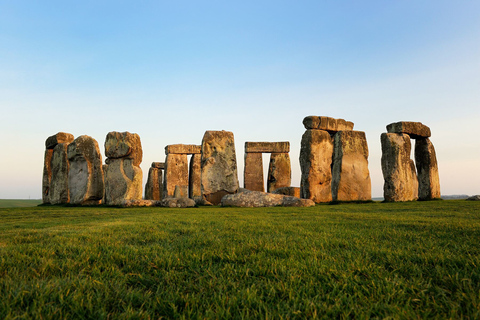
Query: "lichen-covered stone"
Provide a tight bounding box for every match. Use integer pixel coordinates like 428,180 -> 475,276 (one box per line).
201,130 -> 239,205
50,143 -> 70,204
145,166 -> 163,200
271,187 -> 300,198
45,132 -> 74,149
300,129 -> 333,203
303,116 -> 354,132
332,131 -> 371,201
244,142 -> 290,153
104,131 -> 143,166
381,133 -> 418,202
160,197 -> 196,208
415,138 -> 441,200
221,189 -> 315,207
386,122 -> 431,139
67,135 -> 104,205
189,154 -> 202,200
165,144 -> 201,155
151,162 -> 165,169
163,154 -> 188,198
244,152 -> 264,192
104,158 -> 143,205
267,153 -> 291,193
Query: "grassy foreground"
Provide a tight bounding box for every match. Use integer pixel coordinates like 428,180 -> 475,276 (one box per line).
0,201 -> 479,319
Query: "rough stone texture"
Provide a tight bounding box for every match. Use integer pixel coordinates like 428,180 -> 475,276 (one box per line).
381,133 -> 419,202
174,185 -> 189,198
272,187 -> 301,198
300,129 -> 333,203
386,122 -> 431,139
50,143 -> 70,204
165,144 -> 201,155
331,131 -> 371,201
467,195 -> 480,201
160,197 -> 196,208
303,116 -> 354,132
244,142 -> 290,153
201,130 -> 239,205
267,153 -> 291,193
67,135 -> 104,205
244,152 -> 264,192
42,149 -> 54,204
415,138 -> 441,200
145,166 -> 163,200
189,154 -> 202,200
45,132 -> 74,149
221,190 -> 315,207
104,131 -> 143,206
152,162 -> 165,169
121,199 -> 161,207
105,131 -> 143,166
163,153 -> 188,198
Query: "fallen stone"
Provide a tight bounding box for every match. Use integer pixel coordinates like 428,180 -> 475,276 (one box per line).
381,133 -> 418,202
303,116 -> 354,132
121,199 -> 162,207
163,154 -> 188,198
221,190 -> 315,207
299,129 -> 333,203
244,152 -> 264,192
415,138 -> 441,200
45,132 -> 74,149
467,195 -> 480,201
104,131 -> 143,166
50,143 -> 71,204
332,131 -> 371,201
201,130 -> 239,205
165,144 -> 201,155
386,122 -> 431,139
67,135 -> 104,205
272,187 -> 301,198
267,153 -> 291,193
244,142 -> 290,153
160,197 -> 196,208
145,166 -> 163,200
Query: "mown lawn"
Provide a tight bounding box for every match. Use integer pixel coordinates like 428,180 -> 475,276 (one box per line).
0,201 -> 479,319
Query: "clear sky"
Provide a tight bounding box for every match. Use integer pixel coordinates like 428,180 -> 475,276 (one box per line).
1,1 -> 479,199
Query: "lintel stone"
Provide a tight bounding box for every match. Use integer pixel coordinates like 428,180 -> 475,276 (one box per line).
165,144 -> 201,155
386,121 -> 431,139
151,162 -> 165,169
303,116 -> 354,132
244,142 -> 290,153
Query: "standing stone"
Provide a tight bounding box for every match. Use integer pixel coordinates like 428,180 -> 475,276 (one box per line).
267,153 -> 291,193
415,138 -> 441,200
244,152 -> 264,192
43,132 -> 74,204
50,143 -> 71,204
381,133 -> 418,202
104,131 -> 143,205
189,154 -> 202,200
331,131 -> 371,201
300,129 -> 333,203
145,163 -> 163,200
163,154 -> 188,198
201,130 -> 239,205
67,135 -> 104,205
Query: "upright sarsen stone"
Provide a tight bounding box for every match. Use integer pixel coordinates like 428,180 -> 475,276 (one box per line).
163,153 -> 188,198
300,129 -> 333,203
267,153 -> 291,193
244,152 -> 264,192
189,154 -> 202,200
331,131 -> 371,201
201,130 -> 239,205
67,135 -> 104,205
50,143 -> 71,204
145,163 -> 164,200
381,133 -> 418,202
415,138 -> 441,200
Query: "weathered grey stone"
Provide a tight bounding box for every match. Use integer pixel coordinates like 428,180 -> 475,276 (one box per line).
163,153 -> 188,198
145,166 -> 163,200
160,197 -> 196,208
244,152 -> 264,192
221,189 -> 315,207
381,133 -> 418,202
467,195 -> 480,201
174,185 -> 189,198
165,144 -> 201,155
42,149 -> 54,204
272,187 -> 300,198
303,116 -> 354,132
50,143 -> 70,204
332,131 -> 371,201
415,138 -> 441,200
121,199 -> 162,207
105,131 -> 143,166
189,154 -> 202,200
201,130 -> 239,205
300,129 -> 333,203
67,135 -> 104,205
45,132 -> 74,149
104,158 -> 143,205
386,122 -> 431,139
267,153 -> 291,193
151,162 -> 165,169
244,142 -> 290,153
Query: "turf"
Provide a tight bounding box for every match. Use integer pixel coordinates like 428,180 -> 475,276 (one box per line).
0,199 -> 42,208
0,201 -> 479,319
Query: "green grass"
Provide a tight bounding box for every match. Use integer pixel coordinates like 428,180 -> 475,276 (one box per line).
0,199 -> 42,208
1,201 -> 479,319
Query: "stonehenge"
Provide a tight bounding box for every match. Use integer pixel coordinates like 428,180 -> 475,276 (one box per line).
41,118 -> 440,207
381,121 -> 440,201
243,142 -> 291,193
300,116 -> 371,203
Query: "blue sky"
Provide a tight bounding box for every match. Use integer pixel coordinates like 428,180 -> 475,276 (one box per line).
1,1 -> 479,198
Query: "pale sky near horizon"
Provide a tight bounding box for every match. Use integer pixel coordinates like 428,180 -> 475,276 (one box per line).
1,1 -> 479,199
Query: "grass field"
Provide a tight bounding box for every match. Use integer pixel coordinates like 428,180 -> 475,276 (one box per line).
0,199 -> 42,208
0,201 -> 479,319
